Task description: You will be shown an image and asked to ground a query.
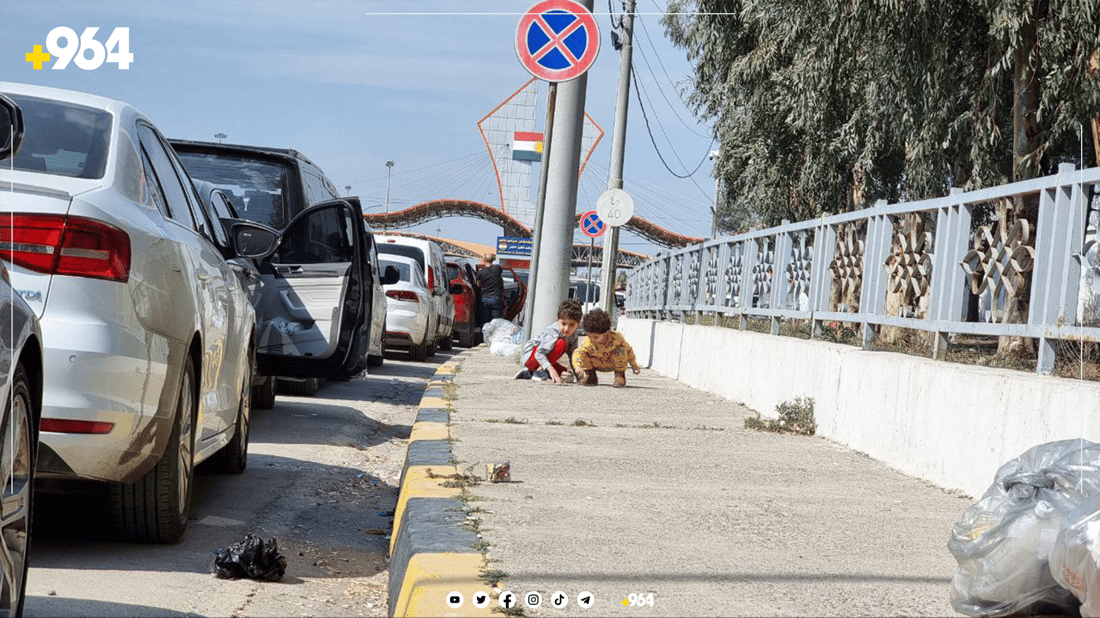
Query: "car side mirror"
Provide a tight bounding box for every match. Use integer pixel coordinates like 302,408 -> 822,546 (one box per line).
227,220 -> 280,259
0,93 -> 25,161
381,265 -> 400,286
449,282 -> 463,295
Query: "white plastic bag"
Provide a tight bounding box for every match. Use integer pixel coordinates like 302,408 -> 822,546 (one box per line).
1050,495 -> 1100,616
489,341 -> 518,357
949,439 -> 1100,617
482,318 -> 520,344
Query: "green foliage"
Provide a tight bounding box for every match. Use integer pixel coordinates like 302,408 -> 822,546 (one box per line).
662,0 -> 1100,228
744,396 -> 817,436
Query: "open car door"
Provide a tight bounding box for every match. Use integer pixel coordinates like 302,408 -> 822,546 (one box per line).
503,266 -> 527,322
255,199 -> 368,379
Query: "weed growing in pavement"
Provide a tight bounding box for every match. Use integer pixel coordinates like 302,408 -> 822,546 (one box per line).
426,466 -> 481,488
693,425 -> 726,431
546,419 -> 564,426
482,416 -> 528,424
480,568 -> 508,586
442,381 -> 458,401
572,419 -> 596,427
639,421 -> 675,429
496,605 -> 526,617
471,539 -> 491,552
744,396 -> 817,436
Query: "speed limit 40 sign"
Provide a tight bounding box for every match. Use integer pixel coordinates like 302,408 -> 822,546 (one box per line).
595,188 -> 634,227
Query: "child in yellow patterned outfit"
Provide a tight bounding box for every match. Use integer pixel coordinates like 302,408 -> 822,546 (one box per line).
571,309 -> 641,388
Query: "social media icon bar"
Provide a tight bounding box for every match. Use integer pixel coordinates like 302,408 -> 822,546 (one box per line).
472,591 -> 491,608
525,591 -> 543,608
577,591 -> 595,609
446,591 -> 463,608
551,591 -> 569,608
499,591 -> 517,609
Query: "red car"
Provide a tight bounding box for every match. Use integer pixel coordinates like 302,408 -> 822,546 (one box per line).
447,260 -> 480,348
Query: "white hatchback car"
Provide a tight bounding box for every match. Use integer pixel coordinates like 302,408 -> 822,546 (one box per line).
380,255 -> 434,361
0,82 -> 276,542
375,235 -> 455,355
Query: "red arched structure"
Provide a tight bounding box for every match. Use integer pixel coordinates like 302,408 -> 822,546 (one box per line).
365,199 -> 703,248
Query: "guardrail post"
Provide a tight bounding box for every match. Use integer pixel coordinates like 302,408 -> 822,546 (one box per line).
929,189 -> 970,359
715,240 -> 731,327
739,238 -> 758,330
771,224 -> 793,335
809,215 -> 835,339
1030,163 -> 1084,374
860,205 -> 891,350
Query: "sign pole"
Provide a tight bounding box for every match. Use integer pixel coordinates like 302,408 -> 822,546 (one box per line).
598,0 -> 635,318
522,83 -> 557,335
528,0 -> 595,334
585,236 -> 595,305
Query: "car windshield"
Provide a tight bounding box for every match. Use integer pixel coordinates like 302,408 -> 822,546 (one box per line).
175,151 -> 293,230
4,94 -> 111,178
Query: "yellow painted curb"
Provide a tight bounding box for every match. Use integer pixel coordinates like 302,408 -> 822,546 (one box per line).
390,464 -> 462,555
392,552 -> 492,617
407,422 -> 448,444
419,395 -> 450,409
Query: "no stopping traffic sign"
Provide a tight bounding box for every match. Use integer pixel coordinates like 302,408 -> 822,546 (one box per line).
515,0 -> 600,82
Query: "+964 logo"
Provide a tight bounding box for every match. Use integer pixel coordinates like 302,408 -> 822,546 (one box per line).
26,27 -> 133,70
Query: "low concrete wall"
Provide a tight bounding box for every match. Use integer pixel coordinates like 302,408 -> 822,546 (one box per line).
619,317 -> 1100,498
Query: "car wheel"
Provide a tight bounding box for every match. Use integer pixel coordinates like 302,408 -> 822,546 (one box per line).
208,351 -> 251,474
252,374 -> 275,410
458,327 -> 476,349
1,363 -> 35,617
439,329 -> 453,351
111,355 -> 196,543
280,377 -> 320,396
427,337 -> 437,357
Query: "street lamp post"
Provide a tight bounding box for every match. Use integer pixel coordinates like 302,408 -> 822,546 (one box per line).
215,132 -> 227,143
384,160 -> 394,230
344,185 -> 351,196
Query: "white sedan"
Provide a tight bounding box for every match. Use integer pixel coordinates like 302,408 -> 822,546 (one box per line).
0,82 -> 277,543
381,255 -> 434,361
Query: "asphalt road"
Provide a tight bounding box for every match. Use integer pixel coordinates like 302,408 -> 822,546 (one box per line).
24,352 -> 450,618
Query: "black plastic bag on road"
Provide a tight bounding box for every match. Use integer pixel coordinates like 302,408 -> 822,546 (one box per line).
211,534 -> 287,581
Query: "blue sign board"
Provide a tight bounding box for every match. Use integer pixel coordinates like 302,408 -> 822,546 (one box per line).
497,236 -> 533,256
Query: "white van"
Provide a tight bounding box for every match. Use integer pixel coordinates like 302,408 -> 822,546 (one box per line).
375,235 -> 456,353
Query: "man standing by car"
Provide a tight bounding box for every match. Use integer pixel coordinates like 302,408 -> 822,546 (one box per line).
476,253 -> 506,324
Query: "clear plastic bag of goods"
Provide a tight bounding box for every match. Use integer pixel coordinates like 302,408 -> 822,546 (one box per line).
489,341 -> 518,357
948,438 -> 1100,617
482,318 -> 520,344
1049,495 -> 1100,616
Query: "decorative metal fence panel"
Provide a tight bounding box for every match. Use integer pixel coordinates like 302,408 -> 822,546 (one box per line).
625,165 -> 1100,374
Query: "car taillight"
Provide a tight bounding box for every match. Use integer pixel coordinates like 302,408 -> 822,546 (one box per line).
0,214 -> 131,282
428,266 -> 435,290
386,290 -> 419,302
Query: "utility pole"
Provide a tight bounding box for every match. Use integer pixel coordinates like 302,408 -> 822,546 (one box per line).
528,0 -> 595,333
384,160 -> 394,230
598,0 -> 635,315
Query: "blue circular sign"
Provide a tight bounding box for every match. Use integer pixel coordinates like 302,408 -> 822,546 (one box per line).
580,210 -> 604,238
515,0 -> 600,82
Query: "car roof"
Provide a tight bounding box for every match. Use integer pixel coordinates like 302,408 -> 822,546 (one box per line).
168,138 -> 319,168
1,81 -> 138,116
379,254 -> 419,266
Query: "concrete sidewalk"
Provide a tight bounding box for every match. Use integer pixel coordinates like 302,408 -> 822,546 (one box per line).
443,349 -> 971,617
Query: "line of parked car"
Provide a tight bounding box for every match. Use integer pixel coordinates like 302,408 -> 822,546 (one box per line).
0,82 -> 523,616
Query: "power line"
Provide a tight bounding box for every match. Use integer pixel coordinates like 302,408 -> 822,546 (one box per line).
634,13 -> 712,139
631,62 -> 716,180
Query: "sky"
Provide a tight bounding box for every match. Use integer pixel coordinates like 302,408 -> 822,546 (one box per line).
0,0 -> 719,257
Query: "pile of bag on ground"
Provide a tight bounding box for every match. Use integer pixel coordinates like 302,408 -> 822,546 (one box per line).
482,318 -> 523,357
950,439 -> 1100,616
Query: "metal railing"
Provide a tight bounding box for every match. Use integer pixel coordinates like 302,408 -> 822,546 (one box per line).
626,164 -> 1100,374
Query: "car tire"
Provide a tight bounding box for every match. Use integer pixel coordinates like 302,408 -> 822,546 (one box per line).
280,377 -> 320,396
439,328 -> 453,351
458,327 -> 476,349
208,351 -> 251,474
2,363 -> 35,617
110,355 -> 196,543
427,337 -> 437,357
409,338 -> 429,362
252,374 -> 276,410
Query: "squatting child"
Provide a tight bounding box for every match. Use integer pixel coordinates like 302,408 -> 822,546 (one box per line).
572,308 -> 641,388
514,298 -> 583,385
